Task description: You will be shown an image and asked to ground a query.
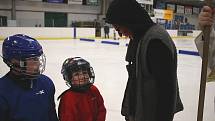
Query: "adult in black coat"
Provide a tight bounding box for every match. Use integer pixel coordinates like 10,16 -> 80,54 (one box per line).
105,0 -> 184,121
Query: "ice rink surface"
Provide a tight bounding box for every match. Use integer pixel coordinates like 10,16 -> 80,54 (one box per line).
0,38 -> 214,121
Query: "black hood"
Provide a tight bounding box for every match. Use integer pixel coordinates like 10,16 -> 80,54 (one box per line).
106,0 -> 154,36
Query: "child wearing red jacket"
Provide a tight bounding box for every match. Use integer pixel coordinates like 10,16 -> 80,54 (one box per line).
58,57 -> 106,121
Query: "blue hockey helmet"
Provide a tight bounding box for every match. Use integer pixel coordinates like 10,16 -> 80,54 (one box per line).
2,34 -> 43,60
61,57 -> 95,91
2,34 -> 46,80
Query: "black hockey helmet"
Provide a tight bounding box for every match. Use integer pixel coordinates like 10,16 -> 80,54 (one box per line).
61,57 -> 95,91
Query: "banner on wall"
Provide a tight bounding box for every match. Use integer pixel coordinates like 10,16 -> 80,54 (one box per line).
193,7 -> 200,14
166,3 -> 175,12
174,15 -> 184,22
154,9 -> 173,20
176,5 -> 184,14
156,2 -> 166,9
136,0 -> 153,5
185,6 -> 192,15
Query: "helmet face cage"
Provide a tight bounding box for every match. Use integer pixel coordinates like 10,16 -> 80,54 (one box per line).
61,57 -> 95,90
11,54 -> 46,80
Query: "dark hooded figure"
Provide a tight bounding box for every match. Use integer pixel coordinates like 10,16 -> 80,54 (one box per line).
106,0 -> 184,121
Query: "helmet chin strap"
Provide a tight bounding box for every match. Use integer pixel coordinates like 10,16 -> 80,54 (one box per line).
11,68 -> 40,81
0,54 -> 14,68
8,71 -> 34,89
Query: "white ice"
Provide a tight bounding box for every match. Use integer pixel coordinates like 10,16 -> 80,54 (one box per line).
0,38 -> 214,121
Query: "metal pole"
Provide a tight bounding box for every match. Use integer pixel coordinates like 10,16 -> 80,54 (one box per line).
11,0 -> 16,20
197,0 -> 212,121
0,18 -> 2,27
52,19 -> 54,27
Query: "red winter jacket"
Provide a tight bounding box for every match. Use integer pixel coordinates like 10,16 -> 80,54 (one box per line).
58,85 -> 106,121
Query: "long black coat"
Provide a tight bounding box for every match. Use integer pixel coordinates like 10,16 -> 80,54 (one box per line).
105,0 -> 184,121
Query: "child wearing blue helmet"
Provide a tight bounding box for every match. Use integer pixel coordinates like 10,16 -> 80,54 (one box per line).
0,34 -> 58,121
